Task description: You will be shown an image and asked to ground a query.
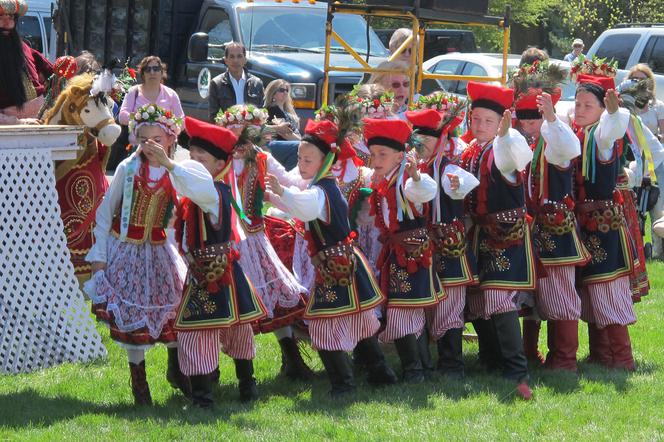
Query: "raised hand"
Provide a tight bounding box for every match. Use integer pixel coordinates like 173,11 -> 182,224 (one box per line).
537,92 -> 556,122
265,173 -> 284,196
604,89 -> 620,114
446,173 -> 460,191
498,109 -> 512,137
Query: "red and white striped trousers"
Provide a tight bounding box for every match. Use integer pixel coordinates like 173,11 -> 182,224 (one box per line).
580,276 -> 637,328
379,307 -> 426,343
466,289 -> 518,321
177,324 -> 255,376
536,265 -> 581,321
309,310 -> 380,351
426,286 -> 466,340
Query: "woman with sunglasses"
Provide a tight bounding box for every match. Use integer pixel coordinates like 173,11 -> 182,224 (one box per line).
368,61 -> 414,116
265,79 -> 301,142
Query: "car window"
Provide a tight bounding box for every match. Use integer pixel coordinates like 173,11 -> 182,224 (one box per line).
639,36 -> 664,75
594,33 -> 640,69
201,8 -> 232,61
431,59 -> 464,93
17,15 -> 42,53
457,63 -> 487,95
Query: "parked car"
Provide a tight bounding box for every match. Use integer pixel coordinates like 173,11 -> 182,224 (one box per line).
422,52 -> 577,116
586,25 -> 664,101
16,0 -> 56,61
375,28 -> 478,61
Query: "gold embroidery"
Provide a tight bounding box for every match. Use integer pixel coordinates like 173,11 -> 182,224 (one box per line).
479,240 -> 511,272
534,229 -> 556,253
315,286 -> 338,303
389,263 -> 412,293
585,235 -> 607,264
184,285 -> 217,318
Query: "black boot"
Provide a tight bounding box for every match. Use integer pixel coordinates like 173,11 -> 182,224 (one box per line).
210,367 -> 220,384
278,337 -> 315,381
417,331 -> 436,378
129,361 -> 152,406
354,336 -> 397,386
234,359 -> 258,402
472,318 -> 502,372
318,350 -> 356,397
190,373 -> 215,409
490,311 -> 529,383
393,334 -> 424,383
166,347 -> 191,397
436,328 -> 464,379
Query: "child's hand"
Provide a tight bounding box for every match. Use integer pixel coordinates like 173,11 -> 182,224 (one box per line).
405,152 -> 421,181
604,89 -> 620,114
265,173 -> 284,196
498,109 -> 512,137
447,173 -> 460,191
142,139 -> 174,170
537,92 -> 556,122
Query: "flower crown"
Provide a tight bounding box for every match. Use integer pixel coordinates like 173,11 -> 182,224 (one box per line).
411,91 -> 463,111
510,60 -> 566,98
348,91 -> 395,118
570,55 -> 618,81
129,104 -> 182,135
215,104 -> 269,127
314,104 -> 338,122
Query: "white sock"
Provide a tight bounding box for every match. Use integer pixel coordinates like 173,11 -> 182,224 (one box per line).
126,349 -> 145,364
274,326 -> 293,340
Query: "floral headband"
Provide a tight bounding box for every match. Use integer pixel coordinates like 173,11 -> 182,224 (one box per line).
129,104 -> 182,136
348,92 -> 395,118
215,104 -> 269,127
570,55 -> 617,81
411,91 -> 463,112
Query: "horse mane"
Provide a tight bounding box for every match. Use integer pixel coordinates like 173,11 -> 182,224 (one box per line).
43,73 -> 95,124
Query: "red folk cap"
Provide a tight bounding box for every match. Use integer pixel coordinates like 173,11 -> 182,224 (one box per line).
514,88 -> 561,120
576,74 -> 616,91
363,118 -> 412,151
467,81 -> 514,115
405,109 -> 444,137
302,119 -> 339,154
184,116 -> 238,159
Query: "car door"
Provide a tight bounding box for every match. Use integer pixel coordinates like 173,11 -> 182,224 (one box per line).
429,59 -> 465,94
457,62 -> 487,97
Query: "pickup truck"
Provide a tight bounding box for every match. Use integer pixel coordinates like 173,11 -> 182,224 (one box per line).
175,0 -> 389,122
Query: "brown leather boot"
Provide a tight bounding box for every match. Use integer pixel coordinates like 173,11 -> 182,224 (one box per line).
129,361 -> 152,406
545,320 -> 578,372
587,323 -> 612,367
522,319 -> 544,367
606,325 -> 636,371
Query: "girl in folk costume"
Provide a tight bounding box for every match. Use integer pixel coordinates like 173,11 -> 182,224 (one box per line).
460,82 -> 534,400
215,105 -> 313,380
405,104 -> 480,379
86,105 -> 217,405
366,118 -> 443,383
570,62 -> 639,370
174,117 -> 268,407
514,61 -> 587,372
266,119 -> 397,396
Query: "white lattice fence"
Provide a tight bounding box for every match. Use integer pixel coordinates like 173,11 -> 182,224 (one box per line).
0,148 -> 106,374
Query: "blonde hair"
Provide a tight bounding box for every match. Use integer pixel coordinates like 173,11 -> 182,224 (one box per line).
389,28 -> 412,54
628,63 -> 657,101
354,83 -> 386,100
264,79 -> 299,126
368,60 -> 409,88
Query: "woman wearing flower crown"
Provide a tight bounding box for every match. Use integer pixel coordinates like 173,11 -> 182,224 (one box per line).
215,104 -> 313,380
86,104 -> 219,405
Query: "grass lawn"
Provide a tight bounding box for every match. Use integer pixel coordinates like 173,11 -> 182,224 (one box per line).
2,262 -> 664,441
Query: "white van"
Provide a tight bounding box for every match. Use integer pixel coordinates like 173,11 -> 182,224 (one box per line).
16,0 -> 56,61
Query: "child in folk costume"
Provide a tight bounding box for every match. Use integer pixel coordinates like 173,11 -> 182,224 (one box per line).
266,119 -> 397,396
366,118 -> 444,383
215,105 -> 312,380
513,61 -> 587,372
405,105 -> 480,379
86,105 -> 217,405
571,67 -> 638,370
460,82 -> 534,400
173,117 -> 268,407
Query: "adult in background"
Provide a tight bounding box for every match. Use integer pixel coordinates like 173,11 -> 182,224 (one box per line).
265,79 -> 301,170
208,42 -> 264,122
389,28 -> 414,64
108,56 -> 184,171
0,0 -> 52,124
75,50 -> 101,75
368,60 -> 412,116
563,39 -> 584,63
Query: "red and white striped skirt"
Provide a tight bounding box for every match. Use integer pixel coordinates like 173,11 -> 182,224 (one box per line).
309,310 -> 380,351
426,286 -> 466,340
580,276 -> 637,328
535,265 -> 581,321
177,324 -> 255,376
379,307 -> 426,343
466,289 -> 518,321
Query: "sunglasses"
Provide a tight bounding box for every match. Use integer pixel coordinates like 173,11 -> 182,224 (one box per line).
277,87 -> 290,93
391,81 -> 410,89
144,66 -> 162,73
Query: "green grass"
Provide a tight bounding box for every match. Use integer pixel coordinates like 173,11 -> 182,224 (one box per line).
2,265 -> 664,441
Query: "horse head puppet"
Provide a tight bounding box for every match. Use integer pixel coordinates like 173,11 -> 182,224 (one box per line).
44,71 -> 121,147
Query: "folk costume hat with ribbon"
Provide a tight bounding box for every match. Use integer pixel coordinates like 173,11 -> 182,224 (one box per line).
572,56 -> 618,104
183,116 -> 237,161
512,60 -> 565,120
466,81 -> 514,116
302,118 -> 347,185
0,0 -> 28,16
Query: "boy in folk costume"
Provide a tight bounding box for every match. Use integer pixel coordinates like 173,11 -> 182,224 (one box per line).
513,61 -> 587,372
571,65 -> 638,370
173,117 -> 268,407
366,118 -> 444,383
460,82 -> 534,400
86,105 -> 217,405
266,119 -> 397,396
215,105 -> 313,380
405,105 -> 480,378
